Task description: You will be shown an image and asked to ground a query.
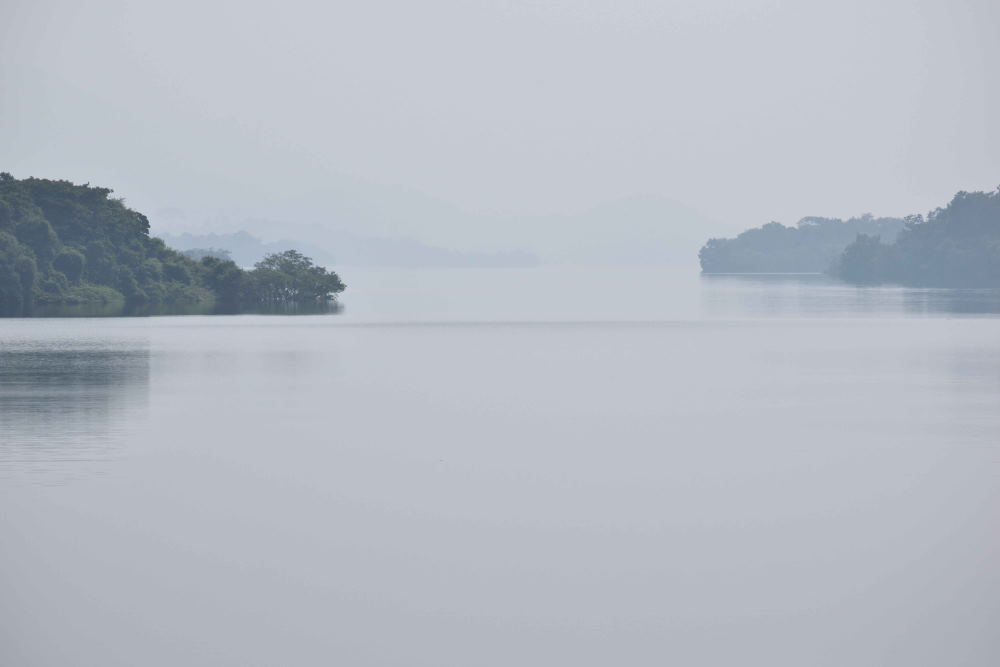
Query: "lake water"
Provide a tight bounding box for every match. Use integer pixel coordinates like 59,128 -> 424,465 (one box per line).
2,268 -> 999,666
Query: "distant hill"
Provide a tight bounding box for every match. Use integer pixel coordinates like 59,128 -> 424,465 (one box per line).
836,188 -> 1000,286
153,193 -> 717,269
159,231 -> 333,269
158,230 -> 538,269
699,215 -> 906,273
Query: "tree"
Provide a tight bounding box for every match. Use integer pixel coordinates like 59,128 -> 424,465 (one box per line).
248,250 -> 345,306
837,234 -> 888,283
199,256 -> 244,311
0,232 -> 36,316
52,248 -> 86,284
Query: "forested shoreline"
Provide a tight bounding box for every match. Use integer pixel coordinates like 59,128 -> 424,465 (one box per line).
836,188 -> 1000,286
0,174 -> 345,317
701,187 -> 1000,287
699,215 -> 906,274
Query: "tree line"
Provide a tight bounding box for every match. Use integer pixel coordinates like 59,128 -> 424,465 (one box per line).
0,173 -> 344,316
836,188 -> 1000,286
699,215 -> 906,273
700,187 -> 1000,287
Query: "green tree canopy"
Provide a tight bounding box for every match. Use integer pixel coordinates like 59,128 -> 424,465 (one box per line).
0,173 -> 346,316
249,250 -> 346,306
836,188 -> 1000,286
699,215 -> 906,273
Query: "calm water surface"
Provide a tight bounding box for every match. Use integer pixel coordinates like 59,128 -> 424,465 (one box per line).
2,269 -> 999,666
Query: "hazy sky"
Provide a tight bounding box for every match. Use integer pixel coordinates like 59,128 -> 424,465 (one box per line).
2,0 -> 998,250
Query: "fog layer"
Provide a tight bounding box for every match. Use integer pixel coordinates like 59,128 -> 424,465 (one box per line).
3,0 -> 998,256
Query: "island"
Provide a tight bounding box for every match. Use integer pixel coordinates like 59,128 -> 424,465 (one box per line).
0,173 -> 345,316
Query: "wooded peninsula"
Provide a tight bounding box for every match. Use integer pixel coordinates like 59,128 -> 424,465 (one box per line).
0,174 -> 345,317
700,187 -> 1000,287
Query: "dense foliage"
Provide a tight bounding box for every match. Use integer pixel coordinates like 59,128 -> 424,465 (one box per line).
699,215 -> 905,273
0,174 -> 345,316
248,250 -> 346,307
836,188 -> 1000,286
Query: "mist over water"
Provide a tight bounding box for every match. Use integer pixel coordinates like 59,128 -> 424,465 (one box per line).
2,269 -> 999,666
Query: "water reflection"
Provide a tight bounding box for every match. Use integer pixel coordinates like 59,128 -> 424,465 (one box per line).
701,273 -> 1000,317
901,288 -> 1000,316
31,300 -> 343,318
0,332 -> 149,483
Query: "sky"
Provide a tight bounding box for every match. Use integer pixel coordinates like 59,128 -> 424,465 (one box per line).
2,0 -> 998,255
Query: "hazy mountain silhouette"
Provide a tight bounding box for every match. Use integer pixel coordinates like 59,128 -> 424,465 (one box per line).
155,192 -> 721,270
158,229 -> 538,269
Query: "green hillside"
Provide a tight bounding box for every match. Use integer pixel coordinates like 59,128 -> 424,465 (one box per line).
0,173 -> 344,316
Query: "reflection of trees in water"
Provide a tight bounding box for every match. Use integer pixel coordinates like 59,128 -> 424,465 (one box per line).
245,300 -> 344,315
32,300 -> 343,317
700,273 -> 1000,317
901,289 -> 1000,316
0,341 -> 149,483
